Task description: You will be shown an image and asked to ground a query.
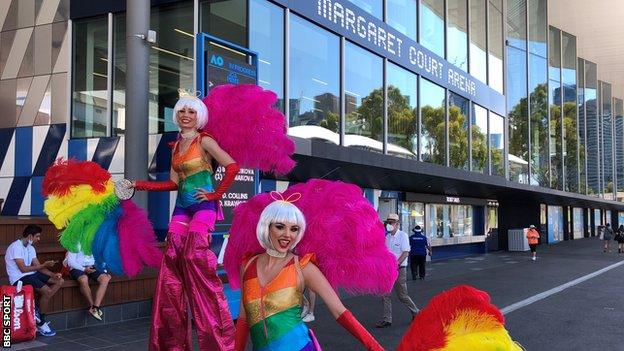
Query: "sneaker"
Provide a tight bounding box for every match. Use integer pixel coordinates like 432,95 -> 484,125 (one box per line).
37,321 -> 56,337
302,313 -> 315,323
34,308 -> 41,324
89,307 -> 102,321
531,257 -> 536,261
375,320 -> 392,328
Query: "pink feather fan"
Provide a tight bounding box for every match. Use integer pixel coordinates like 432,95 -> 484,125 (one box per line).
224,179 -> 397,295
117,200 -> 163,277
201,84 -> 296,175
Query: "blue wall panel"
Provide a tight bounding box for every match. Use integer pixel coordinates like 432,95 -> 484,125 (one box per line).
68,139 -> 87,160
14,128 -> 32,177
33,124 -> 67,176
0,128 -> 15,171
30,176 -> 44,216
1,177 -> 30,216
92,137 -> 120,170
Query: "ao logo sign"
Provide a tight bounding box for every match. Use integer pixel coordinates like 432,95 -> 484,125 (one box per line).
210,55 -> 224,67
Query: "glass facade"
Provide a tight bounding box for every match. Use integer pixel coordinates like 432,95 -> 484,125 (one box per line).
426,204 -> 474,239
577,58 -> 586,194
447,0 -> 468,72
387,63 -> 418,158
585,61 -> 600,196
344,42 -> 383,148
387,0 -> 417,39
601,81 -> 613,199
507,46 -> 528,183
469,0 -> 487,83
420,0 -> 445,58
490,112 -> 505,176
200,0 -> 247,47
350,0 -> 383,19
420,78 -> 446,165
616,98 -> 624,201
288,15 -> 340,141
471,104 -> 488,173
549,27 -> 563,190
562,32 -> 578,193
488,0 -> 504,93
449,92 -> 470,170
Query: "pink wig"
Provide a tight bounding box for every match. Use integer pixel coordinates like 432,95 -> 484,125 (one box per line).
224,179 -> 397,295
201,84 -> 296,175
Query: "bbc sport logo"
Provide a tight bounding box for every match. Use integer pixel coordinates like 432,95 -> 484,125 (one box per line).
2,294 -> 11,348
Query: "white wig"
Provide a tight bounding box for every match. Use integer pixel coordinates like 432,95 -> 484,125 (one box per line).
256,200 -> 306,255
172,96 -> 208,130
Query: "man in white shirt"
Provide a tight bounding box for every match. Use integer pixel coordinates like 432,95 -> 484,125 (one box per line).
376,214 -> 419,328
5,225 -> 63,336
65,248 -> 111,321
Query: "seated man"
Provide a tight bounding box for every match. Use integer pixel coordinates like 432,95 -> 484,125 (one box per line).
5,224 -> 63,336
66,249 -> 111,321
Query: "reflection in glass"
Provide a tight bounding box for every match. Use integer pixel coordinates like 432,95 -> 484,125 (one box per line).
488,0 -> 504,93
349,0 -> 383,19
447,0 -> 468,72
471,104 -> 488,173
469,0 -> 487,83
548,27 -> 562,190
420,0 -> 445,58
345,42 -> 383,148
400,202 -> 424,233
250,0 -> 284,111
387,0 -> 417,39
420,78 -> 446,165
585,61 -> 599,196
562,33 -> 578,193
528,0 -> 547,57
387,63 -> 418,158
506,0 -> 526,49
601,82 -> 613,200
449,92 -> 469,170
288,15 -> 340,143
490,112 -> 504,176
507,47 -> 528,183
72,18 -> 108,138
113,2 -> 194,135
200,0 -> 247,47
577,58 -> 586,194
529,54 -> 549,186
615,98 -> 624,200
426,204 -> 473,239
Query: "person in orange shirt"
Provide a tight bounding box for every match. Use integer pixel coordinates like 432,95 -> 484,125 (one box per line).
526,225 -> 540,261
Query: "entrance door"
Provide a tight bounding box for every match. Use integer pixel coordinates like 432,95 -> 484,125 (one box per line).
486,206 -> 499,251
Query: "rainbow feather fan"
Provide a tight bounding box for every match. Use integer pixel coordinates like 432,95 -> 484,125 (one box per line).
43,159 -> 162,277
398,285 -> 524,351
201,84 -> 296,175
224,179 -> 397,295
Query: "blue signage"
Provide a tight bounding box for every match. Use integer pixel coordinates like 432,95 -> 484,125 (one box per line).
273,0 -> 505,115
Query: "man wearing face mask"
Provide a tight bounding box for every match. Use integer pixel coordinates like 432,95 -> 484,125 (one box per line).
5,225 -> 63,336
376,214 -> 419,328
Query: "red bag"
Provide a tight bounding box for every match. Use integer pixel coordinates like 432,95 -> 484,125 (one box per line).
0,284 -> 37,345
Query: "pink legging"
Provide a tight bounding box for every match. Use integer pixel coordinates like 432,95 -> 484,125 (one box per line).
149,210 -> 235,351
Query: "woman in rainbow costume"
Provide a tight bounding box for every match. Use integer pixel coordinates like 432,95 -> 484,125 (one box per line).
131,85 -> 296,351
224,179 -> 399,351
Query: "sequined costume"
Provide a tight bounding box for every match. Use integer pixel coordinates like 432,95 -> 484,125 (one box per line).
241,254 -> 320,351
149,134 -> 235,351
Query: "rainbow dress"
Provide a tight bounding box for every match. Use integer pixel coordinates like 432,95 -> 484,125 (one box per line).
172,134 -> 215,209
242,254 -> 320,351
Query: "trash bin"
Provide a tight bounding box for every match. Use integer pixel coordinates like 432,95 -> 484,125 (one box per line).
508,228 -> 529,251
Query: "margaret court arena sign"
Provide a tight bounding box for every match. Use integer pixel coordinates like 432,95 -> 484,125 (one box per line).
273,0 -> 505,115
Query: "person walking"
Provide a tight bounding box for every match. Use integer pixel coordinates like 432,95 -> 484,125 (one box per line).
409,225 -> 431,280
377,214 -> 419,328
616,225 -> 624,253
603,223 -> 614,253
526,225 -> 540,261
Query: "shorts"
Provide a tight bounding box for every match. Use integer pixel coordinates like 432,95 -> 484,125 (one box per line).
15,271 -> 50,290
529,244 -> 538,253
70,268 -> 106,282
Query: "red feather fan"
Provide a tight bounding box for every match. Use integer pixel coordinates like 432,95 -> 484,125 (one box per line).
42,158 -> 111,197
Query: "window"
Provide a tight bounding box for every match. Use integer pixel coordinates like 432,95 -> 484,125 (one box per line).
601,81 -> 613,199
350,0 -> 383,19
577,58 -> 586,194
113,2 -> 194,135
387,0 -> 417,40
615,98 -> 624,200
529,54 -> 549,187
562,33 -> 578,193
506,0 -> 526,49
345,42 -> 383,148
471,104 -> 488,173
507,47 -> 528,183
528,0 -> 547,57
200,0 -> 247,47
420,0 -> 445,58
549,27 -> 562,190
488,0 -> 503,93
585,61 -> 599,196
72,17 -> 108,138
447,0 -> 468,72
387,63 -> 418,158
420,78 -> 446,165
426,204 -> 473,239
490,112 -> 504,176
400,202 -> 424,233
449,92 -> 469,170
250,0 -> 284,111
288,15 -> 340,143
469,0 -> 487,83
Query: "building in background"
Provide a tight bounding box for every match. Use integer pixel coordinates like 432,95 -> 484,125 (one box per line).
1,0 -> 624,259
